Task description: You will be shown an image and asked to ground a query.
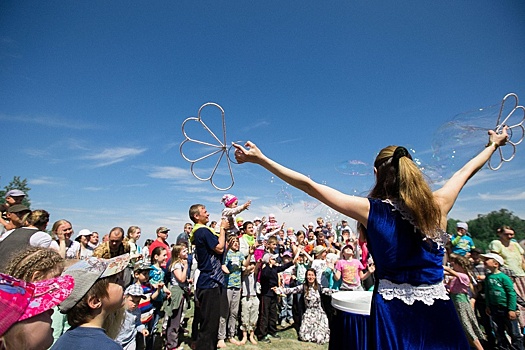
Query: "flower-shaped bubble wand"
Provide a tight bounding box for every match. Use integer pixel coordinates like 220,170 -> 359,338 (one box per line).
180,102 -> 241,191
488,93 -> 525,170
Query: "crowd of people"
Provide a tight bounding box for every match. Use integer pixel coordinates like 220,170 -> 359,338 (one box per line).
0,124 -> 520,350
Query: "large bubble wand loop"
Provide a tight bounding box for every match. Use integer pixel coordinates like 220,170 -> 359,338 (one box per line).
180,102 -> 235,191
489,93 -> 525,170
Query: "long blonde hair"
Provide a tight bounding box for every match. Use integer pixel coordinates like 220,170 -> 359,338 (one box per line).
370,145 -> 441,238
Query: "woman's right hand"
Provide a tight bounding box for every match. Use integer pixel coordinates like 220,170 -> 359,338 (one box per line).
489,126 -> 509,147
56,231 -> 66,241
233,141 -> 263,164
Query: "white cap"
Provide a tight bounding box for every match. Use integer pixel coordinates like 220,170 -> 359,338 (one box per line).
481,253 -> 504,266
77,229 -> 92,237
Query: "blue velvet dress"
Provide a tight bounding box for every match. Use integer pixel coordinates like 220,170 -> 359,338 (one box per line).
366,198 -> 469,349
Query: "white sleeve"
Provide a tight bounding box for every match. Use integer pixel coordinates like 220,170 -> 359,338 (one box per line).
29,231 -> 53,248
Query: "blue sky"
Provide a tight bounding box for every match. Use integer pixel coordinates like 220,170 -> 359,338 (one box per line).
1,1 -> 525,241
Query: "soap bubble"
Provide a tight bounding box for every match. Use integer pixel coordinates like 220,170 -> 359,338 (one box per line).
335,159 -> 373,176
430,102 -> 500,180
323,206 -> 342,225
276,185 -> 294,213
303,199 -> 321,213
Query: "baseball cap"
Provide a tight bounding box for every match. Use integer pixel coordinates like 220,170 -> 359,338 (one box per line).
0,273 -> 74,336
342,226 -> 352,232
124,284 -> 146,299
457,222 -> 468,230
481,253 -> 504,266
133,261 -> 153,272
156,227 -> 170,233
59,254 -> 130,312
5,189 -> 25,198
262,253 -> 279,264
253,217 -> 261,222
7,204 -> 30,213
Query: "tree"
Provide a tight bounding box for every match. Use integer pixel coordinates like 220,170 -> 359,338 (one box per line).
448,209 -> 525,252
0,176 -> 31,208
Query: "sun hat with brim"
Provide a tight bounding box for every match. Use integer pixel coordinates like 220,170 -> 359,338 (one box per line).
481,253 -> 504,266
262,253 -> 279,264
0,273 -> 74,336
312,245 -> 327,256
59,254 -> 130,313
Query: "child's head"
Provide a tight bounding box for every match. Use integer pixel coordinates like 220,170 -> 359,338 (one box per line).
481,253 -> 504,271
170,245 -> 188,267
282,251 -> 293,264
312,245 -> 327,260
151,247 -> 167,265
449,254 -> 471,273
228,237 -> 240,252
221,194 -> 238,208
0,273 -> 74,350
4,247 -> 65,282
342,244 -> 355,260
59,255 -> 130,336
133,262 -> 152,284
124,284 -> 146,311
267,236 -> 278,251
127,226 -> 141,241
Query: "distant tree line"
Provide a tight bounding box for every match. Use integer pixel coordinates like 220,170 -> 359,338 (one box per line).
447,209 -> 525,252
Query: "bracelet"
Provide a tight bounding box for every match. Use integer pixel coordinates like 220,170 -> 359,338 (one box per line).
486,141 -> 499,150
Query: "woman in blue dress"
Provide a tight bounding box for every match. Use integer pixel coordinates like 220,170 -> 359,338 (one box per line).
233,127 -> 508,349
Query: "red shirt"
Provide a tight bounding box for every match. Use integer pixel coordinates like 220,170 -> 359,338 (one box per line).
149,239 -> 171,268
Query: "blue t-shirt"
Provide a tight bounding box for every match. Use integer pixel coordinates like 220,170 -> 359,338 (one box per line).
51,326 -> 121,350
194,226 -> 224,289
224,250 -> 244,289
451,234 -> 475,256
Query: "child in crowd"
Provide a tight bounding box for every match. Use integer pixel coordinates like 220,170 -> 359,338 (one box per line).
274,268 -> 332,344
164,245 -> 189,350
0,272 -> 74,350
116,284 -> 149,350
221,194 -> 251,236
256,252 -> 294,343
334,244 -> 374,291
240,255 -> 260,345
2,246 -> 71,346
149,246 -> 171,335
482,253 -> 524,349
265,213 -> 280,232
291,249 -> 313,334
278,251 -> 295,327
219,237 -> 253,347
51,254 -> 130,350
444,254 -> 485,350
324,252 -> 341,290
133,262 -> 162,350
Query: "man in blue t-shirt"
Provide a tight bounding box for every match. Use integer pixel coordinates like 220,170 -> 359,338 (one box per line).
189,204 -> 227,350
451,222 -> 475,257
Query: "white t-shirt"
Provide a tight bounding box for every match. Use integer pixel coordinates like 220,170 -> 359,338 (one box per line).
0,227 -> 55,249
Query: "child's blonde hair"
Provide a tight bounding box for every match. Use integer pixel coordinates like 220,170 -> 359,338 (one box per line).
169,244 -> 186,271
3,247 -> 64,282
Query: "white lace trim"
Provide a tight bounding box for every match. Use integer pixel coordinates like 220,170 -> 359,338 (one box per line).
381,199 -> 450,250
378,279 -> 449,306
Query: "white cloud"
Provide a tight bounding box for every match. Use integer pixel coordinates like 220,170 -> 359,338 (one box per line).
29,177 -> 63,186
84,147 -> 147,167
148,166 -> 190,179
478,191 -> 525,201
0,113 -> 99,130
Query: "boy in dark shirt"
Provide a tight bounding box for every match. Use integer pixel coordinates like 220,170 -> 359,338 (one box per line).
256,253 -> 293,343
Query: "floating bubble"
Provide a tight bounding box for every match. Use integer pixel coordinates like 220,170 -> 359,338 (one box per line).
270,176 -> 275,184
335,160 -> 373,176
430,102 -> 501,180
276,186 -> 294,213
303,199 -> 321,213
323,206 -> 342,225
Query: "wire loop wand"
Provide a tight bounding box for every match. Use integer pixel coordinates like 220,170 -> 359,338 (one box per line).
180,102 -> 235,190
489,93 -> 525,170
